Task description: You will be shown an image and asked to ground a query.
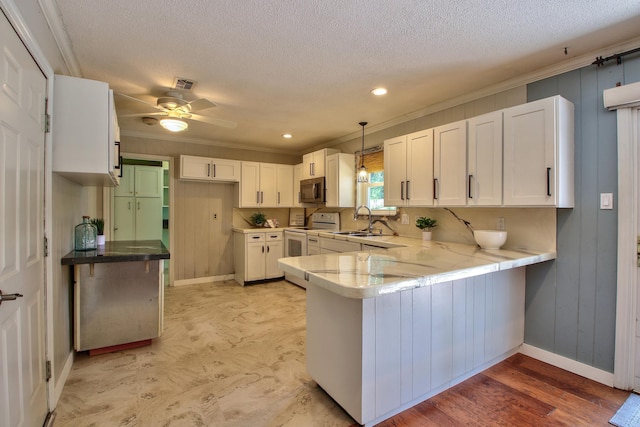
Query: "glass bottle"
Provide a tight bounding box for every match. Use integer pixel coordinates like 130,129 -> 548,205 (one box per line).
75,216 -> 97,251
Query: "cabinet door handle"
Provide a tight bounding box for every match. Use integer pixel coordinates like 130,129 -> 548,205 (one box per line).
137,201 -> 141,210
118,156 -> 123,178
433,178 -> 438,200
277,192 -> 280,204
267,245 -> 270,253
546,167 -> 552,196
207,163 -> 211,177
261,191 -> 264,204
309,163 -> 313,176
468,175 -> 473,199
213,164 -> 216,177
262,245 -> 265,253
257,191 -> 260,204
406,181 -> 410,200
400,181 -> 405,200
128,201 -> 131,210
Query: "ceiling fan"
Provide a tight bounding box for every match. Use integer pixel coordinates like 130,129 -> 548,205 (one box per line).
117,90 -> 237,132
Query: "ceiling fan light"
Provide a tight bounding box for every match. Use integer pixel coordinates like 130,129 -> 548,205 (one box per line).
160,118 -> 188,132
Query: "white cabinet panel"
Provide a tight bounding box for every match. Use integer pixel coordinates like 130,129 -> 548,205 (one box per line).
179,155 -> 241,182
467,111 -> 503,206
113,165 -> 162,240
503,95 -> 574,207
302,148 -> 340,179
326,153 -> 355,208
135,197 -> 163,240
53,75 -> 119,186
434,120 -> 467,206
113,197 -> 135,240
238,162 -> 294,208
384,129 -> 434,207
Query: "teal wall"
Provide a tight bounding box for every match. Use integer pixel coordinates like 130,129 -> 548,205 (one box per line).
525,53 -> 640,372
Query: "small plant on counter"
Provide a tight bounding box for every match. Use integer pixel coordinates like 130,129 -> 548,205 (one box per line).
250,212 -> 267,227
90,218 -> 105,235
415,217 -> 437,230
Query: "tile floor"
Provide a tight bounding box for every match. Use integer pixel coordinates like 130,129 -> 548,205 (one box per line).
53,280 -> 356,426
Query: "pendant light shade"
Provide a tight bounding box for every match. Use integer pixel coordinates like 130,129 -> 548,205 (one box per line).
357,121 -> 368,183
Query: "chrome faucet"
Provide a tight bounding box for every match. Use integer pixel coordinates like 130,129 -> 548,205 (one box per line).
354,205 -> 373,233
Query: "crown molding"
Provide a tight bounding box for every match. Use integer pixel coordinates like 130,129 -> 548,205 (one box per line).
38,0 -> 82,77
329,36 -> 640,146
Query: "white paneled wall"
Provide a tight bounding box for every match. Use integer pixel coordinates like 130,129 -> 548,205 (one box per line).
306,268 -> 525,426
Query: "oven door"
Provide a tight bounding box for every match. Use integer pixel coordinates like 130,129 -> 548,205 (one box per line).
284,230 -> 308,257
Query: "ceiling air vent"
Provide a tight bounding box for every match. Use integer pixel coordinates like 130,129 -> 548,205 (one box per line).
172,77 -> 195,91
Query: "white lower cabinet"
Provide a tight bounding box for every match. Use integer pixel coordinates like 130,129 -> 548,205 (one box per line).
234,231 -> 284,285
306,267 -> 525,426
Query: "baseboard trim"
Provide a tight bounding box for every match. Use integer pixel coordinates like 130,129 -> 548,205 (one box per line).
520,343 -> 614,387
173,274 -> 235,287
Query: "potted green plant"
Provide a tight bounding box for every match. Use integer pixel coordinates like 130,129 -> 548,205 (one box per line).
250,212 -> 267,227
91,218 -> 106,245
416,217 -> 437,241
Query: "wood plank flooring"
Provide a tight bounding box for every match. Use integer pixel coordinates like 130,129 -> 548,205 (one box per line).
375,353 -> 630,426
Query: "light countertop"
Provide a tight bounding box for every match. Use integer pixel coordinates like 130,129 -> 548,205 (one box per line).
278,238 -> 555,299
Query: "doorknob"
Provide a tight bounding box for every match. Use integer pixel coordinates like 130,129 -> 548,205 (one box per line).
0,289 -> 23,306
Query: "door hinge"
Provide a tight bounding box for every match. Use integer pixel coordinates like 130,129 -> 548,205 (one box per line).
46,360 -> 51,381
44,97 -> 50,133
44,236 -> 49,257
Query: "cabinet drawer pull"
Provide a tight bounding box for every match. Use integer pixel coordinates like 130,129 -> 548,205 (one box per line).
468,175 -> 473,199
546,167 -> 552,196
433,178 -> 438,200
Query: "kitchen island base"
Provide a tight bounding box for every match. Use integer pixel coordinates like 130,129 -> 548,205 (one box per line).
307,267 -> 525,426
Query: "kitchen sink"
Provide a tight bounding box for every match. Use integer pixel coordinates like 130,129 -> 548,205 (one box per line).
331,231 -> 382,237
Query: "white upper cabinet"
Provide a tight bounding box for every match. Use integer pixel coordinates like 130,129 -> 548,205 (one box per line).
302,148 -> 340,179
179,155 -> 241,182
326,153 -> 355,208
53,75 -> 120,186
503,95 -> 574,207
237,162 -> 294,208
467,111 -> 503,206
292,163 -> 303,207
384,129 -> 434,207
433,119 -> 467,206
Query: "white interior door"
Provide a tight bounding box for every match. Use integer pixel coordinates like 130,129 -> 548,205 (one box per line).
0,12 -> 48,427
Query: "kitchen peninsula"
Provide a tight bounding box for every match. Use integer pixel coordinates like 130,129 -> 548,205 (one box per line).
279,238 -> 555,426
62,240 -> 169,355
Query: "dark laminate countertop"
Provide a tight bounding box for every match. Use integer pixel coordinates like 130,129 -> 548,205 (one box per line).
61,240 -> 170,265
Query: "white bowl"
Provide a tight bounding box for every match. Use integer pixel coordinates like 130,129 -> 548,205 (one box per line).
473,230 -> 507,250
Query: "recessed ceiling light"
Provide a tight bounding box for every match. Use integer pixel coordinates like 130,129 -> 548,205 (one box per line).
282,133 -> 293,139
371,87 -> 387,96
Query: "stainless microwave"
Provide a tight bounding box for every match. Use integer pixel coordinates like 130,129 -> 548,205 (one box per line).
300,177 -> 325,204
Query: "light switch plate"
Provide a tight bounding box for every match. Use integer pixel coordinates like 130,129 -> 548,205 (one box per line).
600,193 -> 613,210
401,214 -> 409,225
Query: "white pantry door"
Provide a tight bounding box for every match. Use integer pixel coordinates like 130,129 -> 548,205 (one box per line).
0,11 -> 48,427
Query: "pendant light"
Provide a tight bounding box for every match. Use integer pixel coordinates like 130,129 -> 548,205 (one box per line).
357,121 -> 368,183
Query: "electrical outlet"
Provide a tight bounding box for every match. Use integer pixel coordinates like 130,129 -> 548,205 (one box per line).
401,214 -> 409,225
496,217 -> 505,230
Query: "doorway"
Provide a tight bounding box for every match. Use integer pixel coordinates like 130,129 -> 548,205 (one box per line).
109,154 -> 174,286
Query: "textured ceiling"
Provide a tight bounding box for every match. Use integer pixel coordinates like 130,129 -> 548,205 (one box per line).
48,0 -> 640,153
